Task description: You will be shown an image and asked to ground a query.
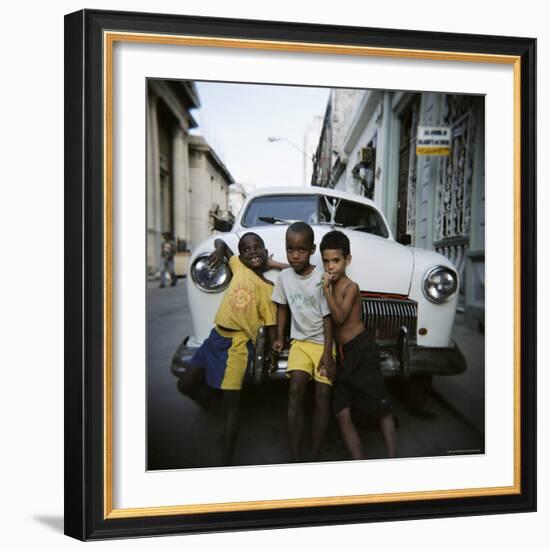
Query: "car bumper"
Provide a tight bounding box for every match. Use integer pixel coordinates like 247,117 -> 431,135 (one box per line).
170,329 -> 290,384
406,343 -> 466,377
171,333 -> 466,383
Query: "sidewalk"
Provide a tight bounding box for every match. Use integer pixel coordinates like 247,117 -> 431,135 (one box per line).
432,312 -> 485,434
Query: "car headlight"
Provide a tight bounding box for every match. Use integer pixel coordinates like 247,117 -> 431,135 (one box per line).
190,254 -> 232,293
423,265 -> 458,304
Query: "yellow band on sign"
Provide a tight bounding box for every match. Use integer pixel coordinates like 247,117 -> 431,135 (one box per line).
416,146 -> 450,156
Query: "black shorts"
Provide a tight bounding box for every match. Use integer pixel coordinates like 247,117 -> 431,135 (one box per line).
332,331 -> 392,418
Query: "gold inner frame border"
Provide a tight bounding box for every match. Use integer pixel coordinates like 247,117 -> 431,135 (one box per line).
102,30 -> 522,519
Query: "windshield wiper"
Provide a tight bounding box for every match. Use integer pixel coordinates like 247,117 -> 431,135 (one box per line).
258,216 -> 295,225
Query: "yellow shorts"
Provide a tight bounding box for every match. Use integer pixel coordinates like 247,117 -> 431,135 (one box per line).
286,340 -> 334,386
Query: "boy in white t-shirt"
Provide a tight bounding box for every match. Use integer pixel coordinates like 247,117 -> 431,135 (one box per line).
272,222 -> 335,462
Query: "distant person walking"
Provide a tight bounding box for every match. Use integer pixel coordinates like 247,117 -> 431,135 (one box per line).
160,232 -> 177,288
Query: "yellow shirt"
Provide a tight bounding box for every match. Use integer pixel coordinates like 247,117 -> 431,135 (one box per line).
214,255 -> 277,342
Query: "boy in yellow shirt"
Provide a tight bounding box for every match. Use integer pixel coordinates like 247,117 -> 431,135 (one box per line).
181,232 -> 286,465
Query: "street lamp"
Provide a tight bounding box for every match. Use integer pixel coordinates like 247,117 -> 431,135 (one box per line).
267,136 -> 313,160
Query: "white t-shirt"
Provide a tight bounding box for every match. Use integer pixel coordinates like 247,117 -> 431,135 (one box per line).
271,265 -> 331,344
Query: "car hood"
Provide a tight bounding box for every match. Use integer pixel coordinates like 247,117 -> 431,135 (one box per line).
235,225 -> 415,295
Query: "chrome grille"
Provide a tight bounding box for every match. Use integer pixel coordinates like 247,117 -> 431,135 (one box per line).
361,297 -> 417,345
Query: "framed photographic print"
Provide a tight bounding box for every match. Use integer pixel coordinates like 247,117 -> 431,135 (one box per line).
64,9 -> 536,540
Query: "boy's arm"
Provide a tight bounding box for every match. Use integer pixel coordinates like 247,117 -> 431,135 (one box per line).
272,303 -> 288,354
321,277 -> 359,325
267,324 -> 277,342
318,315 -> 336,381
208,238 -> 234,268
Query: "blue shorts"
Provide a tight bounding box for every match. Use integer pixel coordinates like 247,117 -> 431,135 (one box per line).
189,327 -> 254,390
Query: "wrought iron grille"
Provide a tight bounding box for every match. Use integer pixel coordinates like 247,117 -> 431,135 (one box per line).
434,95 -> 480,308
361,297 -> 418,346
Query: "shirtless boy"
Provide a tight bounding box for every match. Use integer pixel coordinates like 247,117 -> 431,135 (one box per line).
320,230 -> 397,459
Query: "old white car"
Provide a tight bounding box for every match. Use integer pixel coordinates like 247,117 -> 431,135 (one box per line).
171,186 -> 465,403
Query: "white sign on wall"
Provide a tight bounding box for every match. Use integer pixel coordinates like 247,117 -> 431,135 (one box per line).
416,126 -> 451,155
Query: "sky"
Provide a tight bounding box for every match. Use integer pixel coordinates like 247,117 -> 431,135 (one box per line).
189,81 -> 330,190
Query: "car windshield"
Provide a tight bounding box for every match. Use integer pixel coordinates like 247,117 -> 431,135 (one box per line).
320,197 -> 389,237
242,195 -> 319,226
242,194 -> 389,238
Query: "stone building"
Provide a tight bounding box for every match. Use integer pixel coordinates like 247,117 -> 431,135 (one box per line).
312,89 -> 485,327
146,80 -> 234,276
188,135 -> 234,245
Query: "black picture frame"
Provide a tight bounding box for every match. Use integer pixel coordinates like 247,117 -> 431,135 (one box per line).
64,9 -> 536,541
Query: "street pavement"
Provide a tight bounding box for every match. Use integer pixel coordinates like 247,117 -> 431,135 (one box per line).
433,313 -> 485,433
147,278 -> 484,470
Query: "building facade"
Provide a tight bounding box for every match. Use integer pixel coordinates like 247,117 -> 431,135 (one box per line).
303,115 -> 324,186
188,135 -> 235,246
146,80 -> 234,276
311,88 -> 362,188
312,89 -> 485,326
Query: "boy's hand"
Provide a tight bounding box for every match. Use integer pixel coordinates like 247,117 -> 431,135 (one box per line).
272,339 -> 284,355
207,248 -> 225,269
207,239 -> 231,269
320,272 -> 333,292
318,351 -> 336,382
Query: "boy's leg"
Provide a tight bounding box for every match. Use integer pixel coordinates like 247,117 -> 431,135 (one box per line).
288,370 -> 310,462
379,413 -> 397,458
336,406 -> 363,460
222,389 -> 241,466
177,366 -> 216,407
217,331 -> 251,465
311,381 -> 331,460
